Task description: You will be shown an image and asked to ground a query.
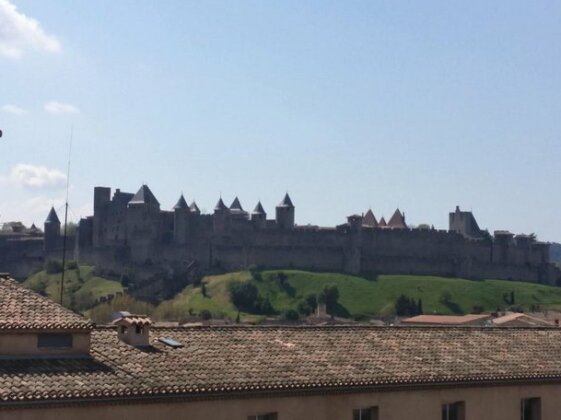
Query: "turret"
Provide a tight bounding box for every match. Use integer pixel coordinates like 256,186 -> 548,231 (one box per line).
276,193 -> 295,230
387,208 -> 407,229
126,185 -> 162,250
44,206 -> 61,252
213,197 -> 229,233
128,184 -> 160,210
189,201 -> 200,215
251,201 -> 267,229
173,194 -> 189,244
362,209 -> 378,228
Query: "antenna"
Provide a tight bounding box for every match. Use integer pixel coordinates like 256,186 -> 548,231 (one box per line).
60,126 -> 73,305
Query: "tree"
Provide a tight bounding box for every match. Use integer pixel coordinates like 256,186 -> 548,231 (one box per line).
394,294 -> 420,316
200,309 -> 212,320
229,282 -> 258,311
45,259 -> 62,274
248,265 -> 262,281
283,309 -> 299,321
201,282 -> 208,298
277,271 -> 288,285
257,297 -> 274,315
319,285 -> 339,313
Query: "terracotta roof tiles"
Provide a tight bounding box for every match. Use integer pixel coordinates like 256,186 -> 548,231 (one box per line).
0,277 -> 92,331
3,326 -> 561,405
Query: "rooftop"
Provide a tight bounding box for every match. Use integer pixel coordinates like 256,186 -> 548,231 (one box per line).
3,278 -> 561,407
0,276 -> 93,331
3,325 -> 561,405
401,314 -> 491,325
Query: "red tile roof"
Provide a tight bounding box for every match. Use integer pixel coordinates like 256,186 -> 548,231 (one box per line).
0,276 -> 92,331
3,326 -> 561,405
401,314 -> 491,325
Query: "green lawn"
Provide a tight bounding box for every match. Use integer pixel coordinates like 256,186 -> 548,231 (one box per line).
153,270 -> 561,322
24,265 -> 123,312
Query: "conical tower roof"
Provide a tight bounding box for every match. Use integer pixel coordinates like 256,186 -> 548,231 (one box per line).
252,201 -> 266,215
189,201 -> 200,213
173,194 -> 188,210
230,197 -> 243,211
362,209 -> 378,227
129,184 -> 160,206
45,207 -> 60,224
388,208 -> 407,229
214,198 -> 227,211
277,193 -> 294,208
378,217 -> 387,227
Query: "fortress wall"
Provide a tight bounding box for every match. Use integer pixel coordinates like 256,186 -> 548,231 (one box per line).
210,228 -> 347,272
212,244 -> 345,272
0,238 -> 44,279
361,256 -> 456,277
469,261 -> 544,284
361,229 -> 491,262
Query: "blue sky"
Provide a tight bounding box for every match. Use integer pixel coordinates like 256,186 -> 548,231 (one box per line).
0,0 -> 560,241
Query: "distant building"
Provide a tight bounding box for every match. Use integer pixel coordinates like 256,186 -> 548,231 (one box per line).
492,312 -> 556,327
401,314 -> 492,326
3,274 -> 561,420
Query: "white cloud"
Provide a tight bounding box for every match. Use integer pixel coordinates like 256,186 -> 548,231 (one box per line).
0,0 -> 61,59
0,163 -> 66,189
1,104 -> 26,115
44,101 -> 80,115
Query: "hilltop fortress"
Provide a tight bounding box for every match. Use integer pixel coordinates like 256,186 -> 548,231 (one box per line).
2,184 -> 560,289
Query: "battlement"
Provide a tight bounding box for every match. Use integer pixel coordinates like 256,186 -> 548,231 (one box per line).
39,185 -> 555,286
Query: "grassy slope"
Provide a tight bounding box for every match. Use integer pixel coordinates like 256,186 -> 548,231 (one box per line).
154,270 -> 561,321
24,265 -> 123,311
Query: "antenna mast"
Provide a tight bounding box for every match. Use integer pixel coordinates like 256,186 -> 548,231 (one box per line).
60,127 -> 73,305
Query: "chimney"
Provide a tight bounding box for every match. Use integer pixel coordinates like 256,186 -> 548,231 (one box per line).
112,314 -> 152,347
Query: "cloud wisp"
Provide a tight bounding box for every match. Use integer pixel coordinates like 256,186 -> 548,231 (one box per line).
1,104 -> 26,115
0,0 -> 61,59
0,164 -> 67,189
44,101 -> 80,115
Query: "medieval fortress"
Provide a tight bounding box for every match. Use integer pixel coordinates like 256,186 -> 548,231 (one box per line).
1,184 -> 560,287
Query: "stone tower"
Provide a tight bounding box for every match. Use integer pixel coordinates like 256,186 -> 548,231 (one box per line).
173,194 -> 189,245
275,193 -> 295,230
251,201 -> 267,229
344,214 -> 363,274
213,198 -> 229,233
93,186 -> 111,247
44,206 -> 61,252
449,206 -> 482,238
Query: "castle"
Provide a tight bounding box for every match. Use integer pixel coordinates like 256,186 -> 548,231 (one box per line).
2,184 -> 559,287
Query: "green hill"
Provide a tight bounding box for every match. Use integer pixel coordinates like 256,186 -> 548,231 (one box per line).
25,265 -> 123,312
154,270 -> 561,322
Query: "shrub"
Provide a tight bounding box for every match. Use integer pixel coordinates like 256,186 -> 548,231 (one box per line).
200,309 -> 212,320
45,260 -> 63,274
319,285 -> 339,313
229,282 -> 258,311
283,309 -> 299,321
394,294 -> 420,316
257,297 -> 274,315
248,265 -> 262,281
66,260 -> 78,270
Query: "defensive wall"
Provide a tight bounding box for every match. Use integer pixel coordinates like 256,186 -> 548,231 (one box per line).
2,184 -> 559,287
